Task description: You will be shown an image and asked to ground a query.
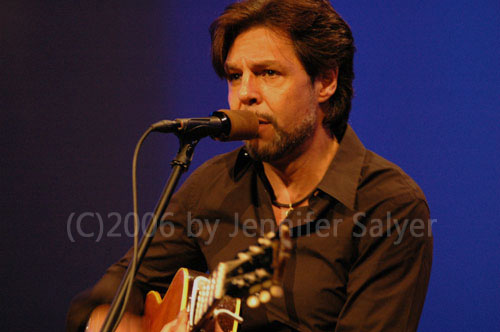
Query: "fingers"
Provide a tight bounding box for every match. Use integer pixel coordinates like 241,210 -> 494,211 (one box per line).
160,310 -> 189,332
176,311 -> 188,329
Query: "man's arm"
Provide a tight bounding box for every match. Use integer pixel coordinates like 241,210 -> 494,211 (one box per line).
336,194 -> 433,331
66,218 -> 207,332
66,162 -> 211,332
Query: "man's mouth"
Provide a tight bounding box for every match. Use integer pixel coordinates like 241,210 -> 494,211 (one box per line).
258,118 -> 270,125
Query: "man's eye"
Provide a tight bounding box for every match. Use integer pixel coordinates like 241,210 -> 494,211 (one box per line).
227,73 -> 241,81
262,70 -> 276,76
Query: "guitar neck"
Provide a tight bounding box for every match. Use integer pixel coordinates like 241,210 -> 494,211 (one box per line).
190,266 -> 225,329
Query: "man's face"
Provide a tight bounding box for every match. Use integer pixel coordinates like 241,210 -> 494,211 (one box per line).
225,26 -> 325,162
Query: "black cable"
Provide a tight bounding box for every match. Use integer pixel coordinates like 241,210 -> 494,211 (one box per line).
105,125 -> 155,331
100,125 -> 197,332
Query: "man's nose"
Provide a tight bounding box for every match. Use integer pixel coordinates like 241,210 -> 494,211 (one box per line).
239,73 -> 260,106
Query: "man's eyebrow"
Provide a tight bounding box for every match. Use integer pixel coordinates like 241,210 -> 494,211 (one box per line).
224,63 -> 239,72
224,60 -> 282,71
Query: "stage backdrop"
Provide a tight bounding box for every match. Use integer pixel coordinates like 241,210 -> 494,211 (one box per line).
1,0 -> 499,331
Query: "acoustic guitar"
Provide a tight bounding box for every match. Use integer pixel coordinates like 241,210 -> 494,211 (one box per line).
87,227 -> 291,332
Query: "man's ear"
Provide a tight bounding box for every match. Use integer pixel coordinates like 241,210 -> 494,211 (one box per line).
315,68 -> 338,103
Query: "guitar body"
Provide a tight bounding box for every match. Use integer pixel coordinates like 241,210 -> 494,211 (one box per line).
87,268 -> 240,332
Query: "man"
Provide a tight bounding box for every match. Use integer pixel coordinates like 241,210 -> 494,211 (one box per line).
67,1 -> 432,331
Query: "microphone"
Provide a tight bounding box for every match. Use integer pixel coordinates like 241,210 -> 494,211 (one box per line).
151,110 -> 259,141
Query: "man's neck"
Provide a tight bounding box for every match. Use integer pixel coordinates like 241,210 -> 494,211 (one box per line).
263,127 -> 339,204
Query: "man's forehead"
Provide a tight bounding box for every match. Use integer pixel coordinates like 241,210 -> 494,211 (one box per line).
224,26 -> 297,69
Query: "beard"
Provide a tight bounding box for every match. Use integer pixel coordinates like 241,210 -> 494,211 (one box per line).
245,110 -> 317,162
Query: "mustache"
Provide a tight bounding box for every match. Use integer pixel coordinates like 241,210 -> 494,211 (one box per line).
253,110 -> 277,126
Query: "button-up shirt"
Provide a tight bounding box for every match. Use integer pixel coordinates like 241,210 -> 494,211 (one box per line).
67,125 -> 432,332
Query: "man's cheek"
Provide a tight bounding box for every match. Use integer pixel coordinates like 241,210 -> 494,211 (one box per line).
227,94 -> 238,108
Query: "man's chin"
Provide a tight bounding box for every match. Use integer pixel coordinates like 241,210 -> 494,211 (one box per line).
244,140 -> 267,161
244,140 -> 285,163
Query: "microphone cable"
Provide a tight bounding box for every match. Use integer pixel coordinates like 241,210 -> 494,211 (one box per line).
106,125 -> 155,331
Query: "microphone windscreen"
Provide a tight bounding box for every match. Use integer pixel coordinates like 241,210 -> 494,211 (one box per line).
216,109 -> 259,141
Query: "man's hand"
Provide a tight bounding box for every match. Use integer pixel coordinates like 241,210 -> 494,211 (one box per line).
160,310 -> 189,332
160,310 -> 226,332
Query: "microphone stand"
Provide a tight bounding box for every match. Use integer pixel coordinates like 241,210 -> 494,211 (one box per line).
99,134 -> 199,332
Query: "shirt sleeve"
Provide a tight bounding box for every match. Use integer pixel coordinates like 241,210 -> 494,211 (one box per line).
335,193 -> 433,332
65,167 -> 208,332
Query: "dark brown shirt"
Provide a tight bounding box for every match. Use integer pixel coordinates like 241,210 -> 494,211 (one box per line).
67,126 -> 433,332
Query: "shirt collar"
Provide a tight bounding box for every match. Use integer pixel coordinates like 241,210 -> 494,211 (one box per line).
231,125 -> 366,210
317,125 -> 366,210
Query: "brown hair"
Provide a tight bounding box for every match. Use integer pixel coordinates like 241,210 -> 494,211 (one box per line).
210,0 -> 355,139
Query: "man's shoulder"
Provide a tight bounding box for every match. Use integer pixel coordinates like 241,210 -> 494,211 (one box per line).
356,149 -> 428,212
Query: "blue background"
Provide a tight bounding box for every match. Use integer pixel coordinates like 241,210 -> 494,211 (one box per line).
1,0 -> 499,330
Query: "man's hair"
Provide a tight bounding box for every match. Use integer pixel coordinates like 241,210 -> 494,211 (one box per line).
210,0 -> 355,139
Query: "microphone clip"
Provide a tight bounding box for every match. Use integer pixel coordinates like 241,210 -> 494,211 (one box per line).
150,111 -> 231,141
